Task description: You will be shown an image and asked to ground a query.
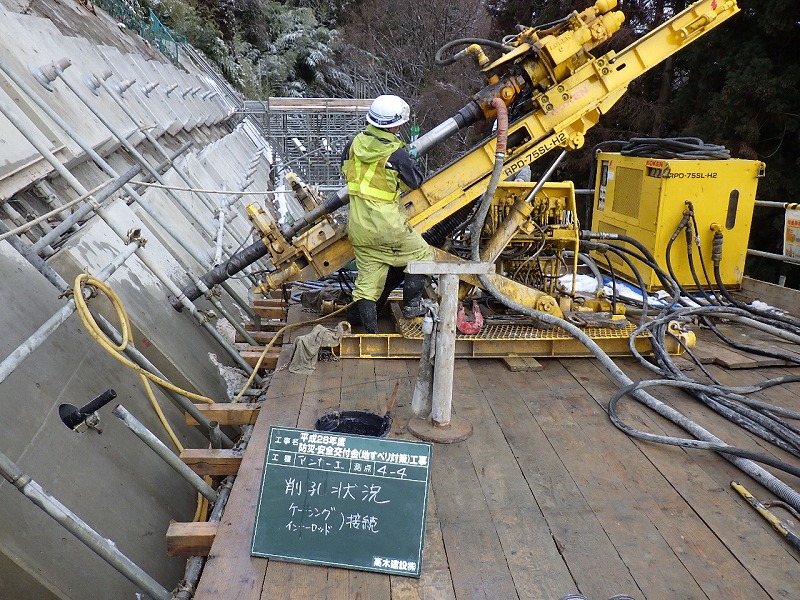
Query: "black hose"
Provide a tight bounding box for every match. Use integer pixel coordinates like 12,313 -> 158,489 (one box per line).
435,38 -> 511,66
608,380 -> 800,479
687,207 -> 723,303
620,137 -> 730,160
712,230 -> 800,333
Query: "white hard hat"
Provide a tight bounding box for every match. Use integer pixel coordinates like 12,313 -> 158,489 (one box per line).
367,95 -> 410,129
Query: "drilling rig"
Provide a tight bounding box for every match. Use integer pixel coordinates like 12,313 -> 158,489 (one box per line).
174,0 -> 756,348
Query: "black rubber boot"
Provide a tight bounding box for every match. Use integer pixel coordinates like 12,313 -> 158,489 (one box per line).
357,299 -> 378,333
402,273 -> 427,318
347,302 -> 362,327
376,266 -> 406,313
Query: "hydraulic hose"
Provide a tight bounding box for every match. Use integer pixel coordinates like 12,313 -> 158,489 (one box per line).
477,275 -> 800,512
625,302 -> 800,457
608,380 -> 800,479
469,98 -> 508,262
474,232 -> 800,514
581,230 -> 682,302
435,38 -> 512,66
563,251 -> 605,295
712,229 -> 800,334
620,137 -> 730,160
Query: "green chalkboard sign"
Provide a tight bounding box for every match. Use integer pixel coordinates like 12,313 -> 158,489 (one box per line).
252,426 -> 432,577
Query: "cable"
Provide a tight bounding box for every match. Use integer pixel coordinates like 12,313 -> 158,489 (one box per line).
232,301 -> 354,402
129,180 -> 297,196
73,274 -> 217,522
74,275 -> 215,406
620,137 -> 730,160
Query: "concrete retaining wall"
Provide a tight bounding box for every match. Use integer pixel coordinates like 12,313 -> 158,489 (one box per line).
0,0 -> 274,597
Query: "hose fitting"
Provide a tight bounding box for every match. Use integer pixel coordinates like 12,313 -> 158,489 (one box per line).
711,226 -> 723,267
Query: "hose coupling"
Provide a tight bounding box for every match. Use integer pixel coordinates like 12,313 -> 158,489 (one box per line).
198,310 -> 216,325
711,229 -> 723,266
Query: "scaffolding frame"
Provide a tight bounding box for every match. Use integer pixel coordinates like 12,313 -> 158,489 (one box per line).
243,98 -> 372,190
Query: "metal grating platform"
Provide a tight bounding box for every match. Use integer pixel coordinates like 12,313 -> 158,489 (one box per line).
335,304 -> 655,359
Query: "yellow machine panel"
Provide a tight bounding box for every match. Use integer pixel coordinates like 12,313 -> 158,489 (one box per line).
591,152 -> 765,291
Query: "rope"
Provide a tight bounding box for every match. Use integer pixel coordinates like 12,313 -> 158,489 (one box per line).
233,301 -> 354,402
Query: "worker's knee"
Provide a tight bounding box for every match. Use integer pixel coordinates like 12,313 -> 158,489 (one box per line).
352,262 -> 389,302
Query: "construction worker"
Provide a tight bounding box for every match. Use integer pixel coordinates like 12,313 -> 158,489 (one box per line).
342,94 -> 432,333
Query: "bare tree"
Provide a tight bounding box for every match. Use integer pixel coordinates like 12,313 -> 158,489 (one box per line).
334,0 -> 495,168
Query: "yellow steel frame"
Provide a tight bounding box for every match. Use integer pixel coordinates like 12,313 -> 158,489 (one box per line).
257,0 -> 740,311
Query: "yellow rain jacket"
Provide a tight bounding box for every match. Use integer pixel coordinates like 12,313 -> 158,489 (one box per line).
342,125 -> 432,301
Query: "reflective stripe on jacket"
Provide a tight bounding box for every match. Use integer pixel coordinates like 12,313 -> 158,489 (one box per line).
343,125 -> 404,203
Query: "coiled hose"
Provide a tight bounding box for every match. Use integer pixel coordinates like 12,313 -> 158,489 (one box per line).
74,274 -> 217,520
470,177 -> 800,514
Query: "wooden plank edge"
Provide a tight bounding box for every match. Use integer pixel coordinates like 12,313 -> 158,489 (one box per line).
166,521 -> 218,557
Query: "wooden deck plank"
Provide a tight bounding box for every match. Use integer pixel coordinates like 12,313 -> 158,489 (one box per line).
708,322 -> 800,366
544,360 -> 701,598
336,357 -> 390,597
473,358 -> 639,599
261,355 -> 344,599
389,487 -> 456,600
692,340 -> 762,369
457,360 -> 575,598
194,304 -> 799,600
194,328 -> 309,600
693,328 -> 787,368
555,358 -> 722,599
380,359 -> 457,599
579,358 -> 797,599
432,443 -> 518,599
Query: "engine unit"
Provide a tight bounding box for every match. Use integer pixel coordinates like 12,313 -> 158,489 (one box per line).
591,152 -> 765,292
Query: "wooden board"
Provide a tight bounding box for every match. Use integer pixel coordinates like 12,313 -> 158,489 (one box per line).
185,403 -> 260,426
166,522 -> 218,557
499,356 -> 543,372
239,347 -> 283,369
253,306 -> 287,320
180,449 -> 243,476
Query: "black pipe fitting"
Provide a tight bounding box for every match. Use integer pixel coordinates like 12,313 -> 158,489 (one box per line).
59,389 -> 117,431
712,230 -> 724,266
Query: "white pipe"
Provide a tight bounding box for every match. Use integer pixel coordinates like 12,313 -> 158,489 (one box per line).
215,207 -> 226,266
